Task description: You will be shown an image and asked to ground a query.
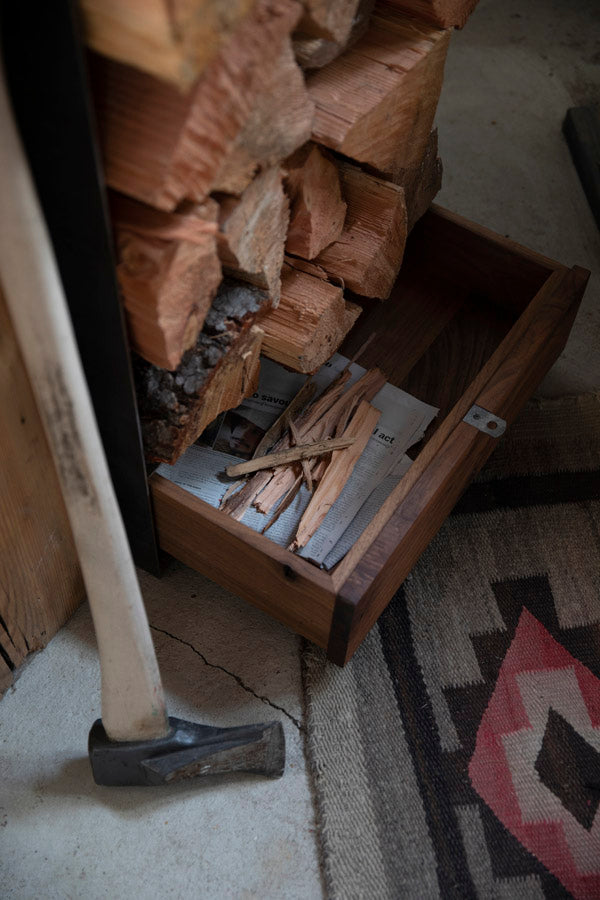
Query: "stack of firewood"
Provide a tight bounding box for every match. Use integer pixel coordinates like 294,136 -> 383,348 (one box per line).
82,0 -> 480,464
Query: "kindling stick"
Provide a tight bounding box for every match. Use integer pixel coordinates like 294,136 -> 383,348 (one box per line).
225,437 -> 355,477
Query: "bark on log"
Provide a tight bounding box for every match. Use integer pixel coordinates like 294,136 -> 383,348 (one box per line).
90,0 -> 302,210
136,279 -> 269,463
284,143 -> 347,259
260,262 -> 361,372
212,39 -> 315,195
80,0 -> 255,91
307,8 -> 450,178
217,167 -> 289,303
111,193 -> 221,369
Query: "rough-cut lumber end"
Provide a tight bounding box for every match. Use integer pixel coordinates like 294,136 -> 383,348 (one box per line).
308,8 -> 450,176
284,144 -> 347,259
136,280 -> 269,464
261,263 -> 361,372
90,0 -> 303,210
80,0 -> 255,91
379,0 -> 480,29
212,39 -> 315,195
292,0 -> 375,69
217,167 -> 289,304
112,194 -> 221,370
314,162 -> 408,299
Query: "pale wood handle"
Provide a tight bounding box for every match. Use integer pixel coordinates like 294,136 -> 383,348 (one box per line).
0,58 -> 169,742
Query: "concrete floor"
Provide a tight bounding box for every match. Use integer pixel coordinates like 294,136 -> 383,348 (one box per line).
436,0 -> 600,396
1,2 -> 599,898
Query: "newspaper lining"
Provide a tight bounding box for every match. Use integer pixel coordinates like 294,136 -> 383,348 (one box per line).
156,354 -> 438,569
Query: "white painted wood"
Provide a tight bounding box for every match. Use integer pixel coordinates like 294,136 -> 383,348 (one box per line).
0,59 -> 169,742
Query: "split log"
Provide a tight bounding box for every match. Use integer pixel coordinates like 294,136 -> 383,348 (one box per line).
284,144 -> 347,259
379,0 -> 480,29
313,162 -> 408,299
136,279 -> 270,464
90,0 -> 302,210
307,8 -> 450,178
293,0 -> 375,69
217,167 -> 289,302
301,134 -> 441,298
260,262 -> 361,372
212,40 -> 315,195
289,398 -> 381,549
80,0 -> 255,91
111,193 -> 221,369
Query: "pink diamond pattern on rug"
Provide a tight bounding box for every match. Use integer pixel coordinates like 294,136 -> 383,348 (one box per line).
469,607 -> 600,899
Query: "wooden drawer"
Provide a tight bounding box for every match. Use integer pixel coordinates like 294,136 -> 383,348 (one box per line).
149,206 -> 589,665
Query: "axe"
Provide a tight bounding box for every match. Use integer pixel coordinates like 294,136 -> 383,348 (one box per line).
0,52 -> 285,786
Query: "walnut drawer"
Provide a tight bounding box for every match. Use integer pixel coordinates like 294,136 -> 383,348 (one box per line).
149,205 -> 590,665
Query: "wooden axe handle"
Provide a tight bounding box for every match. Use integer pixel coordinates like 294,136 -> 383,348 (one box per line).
0,56 -> 169,742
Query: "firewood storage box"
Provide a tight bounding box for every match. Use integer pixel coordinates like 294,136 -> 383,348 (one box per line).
0,5 -> 590,686
149,204 -> 589,664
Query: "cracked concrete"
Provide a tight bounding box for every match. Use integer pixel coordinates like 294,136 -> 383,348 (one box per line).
0,563 -> 322,899
149,623 -> 303,731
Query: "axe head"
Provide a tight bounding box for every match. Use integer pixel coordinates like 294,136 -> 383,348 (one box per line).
88,716 -> 285,786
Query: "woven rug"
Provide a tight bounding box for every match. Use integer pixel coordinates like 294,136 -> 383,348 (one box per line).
302,393 -> 600,899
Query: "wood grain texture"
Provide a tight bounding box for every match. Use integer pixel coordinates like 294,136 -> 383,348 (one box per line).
284,144 -> 347,259
147,209 -> 588,665
379,0 -> 480,29
308,8 -> 450,176
136,278 -> 270,463
217,167 -> 289,303
150,475 -> 336,646
212,38 -> 314,194
330,265 -> 589,663
314,161 -> 408,298
0,285 -> 84,691
226,436 -> 354,476
261,263 -> 361,372
413,205 -> 561,313
80,0 -> 255,90
291,399 -> 381,549
111,193 -> 221,369
90,0 -> 302,210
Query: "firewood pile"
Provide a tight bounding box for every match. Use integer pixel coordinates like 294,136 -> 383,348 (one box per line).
82,0 -> 480,465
